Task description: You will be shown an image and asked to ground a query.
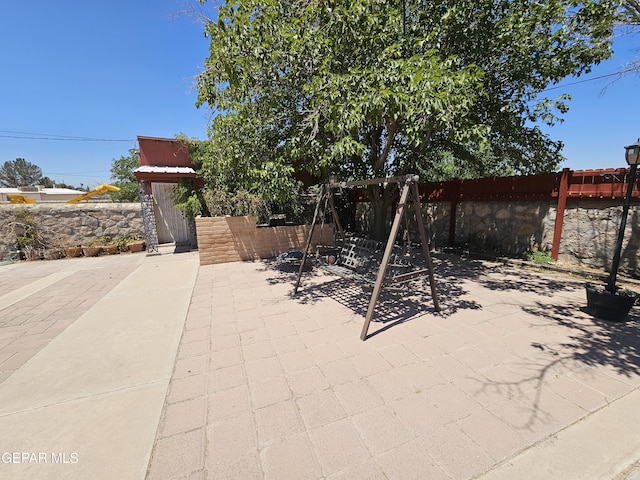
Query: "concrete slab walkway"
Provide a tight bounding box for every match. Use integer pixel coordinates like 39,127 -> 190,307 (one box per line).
0,250 -> 199,479
479,387 -> 640,479
146,254 -> 640,480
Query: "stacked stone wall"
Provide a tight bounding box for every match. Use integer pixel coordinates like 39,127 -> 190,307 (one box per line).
558,199 -> 640,276
196,216 -> 334,265
355,199 -> 640,276
451,201 -> 556,255
6,199 -> 640,276
355,201 -> 554,254
0,203 -> 143,260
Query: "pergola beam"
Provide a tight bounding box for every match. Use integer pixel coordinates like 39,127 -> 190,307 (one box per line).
326,174 -> 419,189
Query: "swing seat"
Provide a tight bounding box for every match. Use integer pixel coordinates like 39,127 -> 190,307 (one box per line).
317,237 -> 380,284
277,250 -> 305,264
335,237 -> 381,272
318,237 -> 424,289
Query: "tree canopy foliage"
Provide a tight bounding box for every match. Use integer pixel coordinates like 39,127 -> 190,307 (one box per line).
195,0 -> 618,236
622,0 -> 640,23
39,177 -> 87,191
109,149 -> 140,202
0,158 -> 43,187
178,132 -> 302,219
619,1 -> 640,74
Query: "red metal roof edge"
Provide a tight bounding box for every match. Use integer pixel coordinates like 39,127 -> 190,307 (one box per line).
571,167 -> 629,174
137,135 -> 187,143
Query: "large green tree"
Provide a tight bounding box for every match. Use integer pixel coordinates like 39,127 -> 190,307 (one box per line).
0,158 -> 43,187
109,149 -> 140,202
196,0 -> 617,238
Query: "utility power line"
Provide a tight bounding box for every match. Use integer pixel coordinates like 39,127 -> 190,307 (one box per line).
46,171 -> 109,174
45,173 -> 110,178
541,66 -> 639,92
0,130 -> 134,142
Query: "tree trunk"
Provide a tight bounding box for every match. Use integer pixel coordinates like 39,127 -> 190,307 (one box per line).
370,197 -> 388,241
367,184 -> 397,241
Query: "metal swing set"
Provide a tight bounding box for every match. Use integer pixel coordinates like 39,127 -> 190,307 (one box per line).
293,174 -> 441,340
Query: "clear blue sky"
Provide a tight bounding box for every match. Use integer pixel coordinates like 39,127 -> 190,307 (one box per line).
541,29 -> 640,172
0,0 -> 211,188
1,2 -> 639,189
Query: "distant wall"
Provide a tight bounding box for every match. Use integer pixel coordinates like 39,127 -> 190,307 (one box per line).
0,203 -> 143,259
196,216 -> 333,265
557,199 -> 640,275
434,200 -> 556,255
353,198 -> 640,276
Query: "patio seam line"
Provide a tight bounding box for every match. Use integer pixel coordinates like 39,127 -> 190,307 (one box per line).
246,322 -> 268,479
0,378 -> 170,418
0,270 -> 77,311
143,275 -> 207,479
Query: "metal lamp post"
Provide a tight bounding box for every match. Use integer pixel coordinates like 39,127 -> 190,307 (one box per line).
606,140 -> 640,293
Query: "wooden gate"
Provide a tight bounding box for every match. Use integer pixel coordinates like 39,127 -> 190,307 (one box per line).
151,182 -> 190,244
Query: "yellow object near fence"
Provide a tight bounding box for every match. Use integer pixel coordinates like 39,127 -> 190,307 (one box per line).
7,194 -> 37,204
65,184 -> 120,204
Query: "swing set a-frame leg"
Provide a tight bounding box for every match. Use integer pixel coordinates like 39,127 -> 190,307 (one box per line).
411,181 -> 440,312
294,185 -> 344,295
294,185 -> 325,295
360,181 -> 440,340
360,183 -> 411,340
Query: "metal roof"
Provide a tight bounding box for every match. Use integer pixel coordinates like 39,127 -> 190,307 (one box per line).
133,166 -> 196,175
0,187 -> 84,194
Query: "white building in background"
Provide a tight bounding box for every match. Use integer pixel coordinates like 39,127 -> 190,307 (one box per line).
0,186 -> 86,203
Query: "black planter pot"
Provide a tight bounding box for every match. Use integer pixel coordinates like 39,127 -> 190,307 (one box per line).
585,283 -> 637,322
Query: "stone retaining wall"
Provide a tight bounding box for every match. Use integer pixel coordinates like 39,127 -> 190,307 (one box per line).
0,203 -> 143,260
356,199 -> 640,276
196,216 -> 333,265
436,201 -> 556,255
6,199 -> 640,276
558,200 -> 640,275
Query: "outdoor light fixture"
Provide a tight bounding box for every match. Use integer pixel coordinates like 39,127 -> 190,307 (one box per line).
625,141 -> 640,166
606,139 -> 640,292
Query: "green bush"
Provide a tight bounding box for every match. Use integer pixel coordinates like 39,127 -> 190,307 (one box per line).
523,250 -> 555,264
8,209 -> 43,249
202,187 -> 270,224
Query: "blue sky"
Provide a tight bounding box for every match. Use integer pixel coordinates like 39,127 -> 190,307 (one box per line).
541,29 -> 640,171
0,0 -> 212,188
1,2 -> 639,189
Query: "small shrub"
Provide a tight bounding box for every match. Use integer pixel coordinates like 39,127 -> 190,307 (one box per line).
3,208 -> 44,250
523,250 -> 555,264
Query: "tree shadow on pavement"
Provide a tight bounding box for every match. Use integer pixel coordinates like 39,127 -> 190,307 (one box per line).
471,299 -> 640,432
434,252 -> 587,296
479,270 -> 585,296
414,253 -> 640,430
523,301 -> 640,378
259,252 -> 488,335
260,252 -> 605,341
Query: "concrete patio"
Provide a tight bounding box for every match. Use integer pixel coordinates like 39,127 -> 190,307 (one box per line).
146,253 -> 640,479
1,249 -> 640,479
